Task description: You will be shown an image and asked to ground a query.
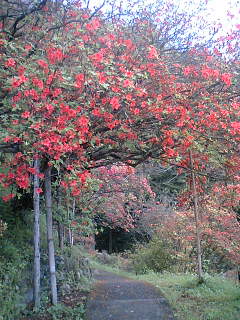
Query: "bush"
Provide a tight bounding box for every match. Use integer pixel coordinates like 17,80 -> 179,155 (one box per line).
0,209 -> 32,320
132,238 -> 175,274
94,250 -> 120,266
47,303 -> 84,320
0,255 -> 29,320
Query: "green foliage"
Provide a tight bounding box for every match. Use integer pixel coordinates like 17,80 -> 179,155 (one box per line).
201,243 -> 234,273
0,241 -> 31,320
59,246 -> 84,273
0,205 -> 33,320
149,165 -> 187,201
47,303 -> 84,320
0,195 -> 33,246
93,250 -> 122,266
132,238 -> 175,274
0,239 -> 20,261
0,199 -> 12,223
25,301 -> 85,320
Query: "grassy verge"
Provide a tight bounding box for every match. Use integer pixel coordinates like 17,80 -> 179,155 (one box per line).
136,272 -> 240,320
91,260 -> 240,320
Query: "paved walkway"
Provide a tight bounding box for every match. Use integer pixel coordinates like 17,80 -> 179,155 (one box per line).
86,270 -> 175,320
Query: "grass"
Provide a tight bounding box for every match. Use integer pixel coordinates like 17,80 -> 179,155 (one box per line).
137,272 -> 240,320
90,259 -> 240,320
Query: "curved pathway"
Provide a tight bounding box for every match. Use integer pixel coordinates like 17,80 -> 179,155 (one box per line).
86,269 -> 175,320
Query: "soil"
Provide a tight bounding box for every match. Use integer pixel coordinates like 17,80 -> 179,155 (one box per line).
86,269 -> 176,320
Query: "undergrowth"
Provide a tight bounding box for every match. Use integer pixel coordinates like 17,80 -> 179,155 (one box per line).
0,205 -> 33,320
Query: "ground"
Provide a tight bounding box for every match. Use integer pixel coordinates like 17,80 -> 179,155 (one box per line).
86,269 -> 175,320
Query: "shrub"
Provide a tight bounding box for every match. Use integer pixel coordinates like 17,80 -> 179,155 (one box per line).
0,256 -> 29,320
47,303 -> 84,320
132,237 -> 175,274
0,209 -> 32,320
94,250 -> 120,266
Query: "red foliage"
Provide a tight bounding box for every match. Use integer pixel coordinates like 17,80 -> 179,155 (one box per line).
0,2 -> 239,251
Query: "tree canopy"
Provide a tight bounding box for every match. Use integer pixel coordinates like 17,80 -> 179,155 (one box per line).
0,0 -> 239,307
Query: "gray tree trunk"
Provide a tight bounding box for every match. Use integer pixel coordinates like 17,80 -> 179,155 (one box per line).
109,229 -> 113,254
57,222 -> 64,250
67,206 -> 73,246
56,188 -> 64,250
67,200 -> 75,246
33,159 -> 41,309
189,150 -> 204,283
44,166 -> 58,305
71,199 -> 75,246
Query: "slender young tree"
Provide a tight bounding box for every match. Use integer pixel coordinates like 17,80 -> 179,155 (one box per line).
56,187 -> 64,250
189,149 -> 204,283
33,158 -> 41,308
44,165 -> 57,305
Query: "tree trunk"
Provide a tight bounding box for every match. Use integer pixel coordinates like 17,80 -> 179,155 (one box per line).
33,159 -> 41,309
189,149 -> 204,283
67,203 -> 72,246
56,188 -> 64,250
44,166 -> 58,305
71,199 -> 75,246
57,222 -> 64,250
67,199 -> 75,246
108,229 -> 113,254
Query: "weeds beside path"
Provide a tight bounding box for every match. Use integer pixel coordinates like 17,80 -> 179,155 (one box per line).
86,269 -> 175,320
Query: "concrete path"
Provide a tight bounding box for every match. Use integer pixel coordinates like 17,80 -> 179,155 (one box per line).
86,270 -> 175,320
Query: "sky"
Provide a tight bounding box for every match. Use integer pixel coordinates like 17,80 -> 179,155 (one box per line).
83,0 -> 240,33
207,0 -> 240,18
207,0 -> 240,29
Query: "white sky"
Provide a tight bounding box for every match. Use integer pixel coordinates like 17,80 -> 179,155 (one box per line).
208,0 -> 240,18
207,0 -> 240,29
85,0 -> 240,33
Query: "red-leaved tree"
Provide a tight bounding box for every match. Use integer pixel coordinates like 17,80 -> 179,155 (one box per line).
0,0 -> 239,305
